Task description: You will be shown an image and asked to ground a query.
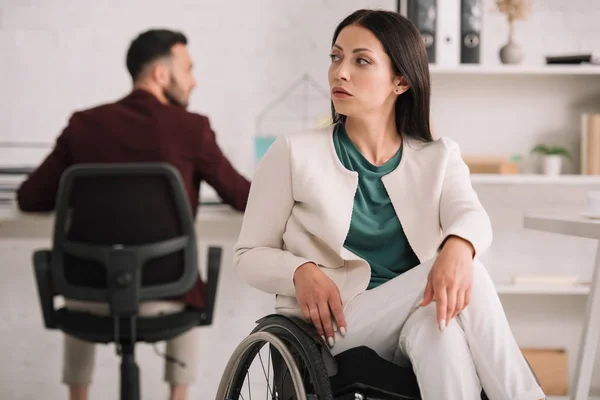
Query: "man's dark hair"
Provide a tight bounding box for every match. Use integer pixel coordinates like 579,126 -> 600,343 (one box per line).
126,29 -> 188,81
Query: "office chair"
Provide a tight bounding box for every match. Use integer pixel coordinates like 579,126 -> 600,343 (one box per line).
32,163 -> 221,400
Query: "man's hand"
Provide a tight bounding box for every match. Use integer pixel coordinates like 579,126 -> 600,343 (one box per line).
420,236 -> 475,331
294,262 -> 347,346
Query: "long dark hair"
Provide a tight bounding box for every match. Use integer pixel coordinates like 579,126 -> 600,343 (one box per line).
331,9 -> 433,143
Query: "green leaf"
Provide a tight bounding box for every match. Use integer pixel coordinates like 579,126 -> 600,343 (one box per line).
530,144 -> 549,154
530,144 -> 572,160
546,147 -> 572,160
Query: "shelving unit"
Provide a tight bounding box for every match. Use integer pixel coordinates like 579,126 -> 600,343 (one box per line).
432,62 -> 600,398
495,283 -> 590,295
430,64 -> 600,76
470,174 -> 600,185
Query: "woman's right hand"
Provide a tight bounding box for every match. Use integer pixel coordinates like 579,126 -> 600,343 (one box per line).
293,262 -> 347,346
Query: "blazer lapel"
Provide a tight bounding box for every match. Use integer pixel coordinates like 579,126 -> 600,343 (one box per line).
381,137 -> 432,262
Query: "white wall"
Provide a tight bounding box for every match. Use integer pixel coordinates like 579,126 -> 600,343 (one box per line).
2,0 -> 600,399
0,0 -> 394,173
3,0 -> 600,173
430,0 -> 600,173
480,0 -> 600,65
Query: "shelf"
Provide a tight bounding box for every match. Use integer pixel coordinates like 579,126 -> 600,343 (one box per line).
495,283 -> 590,295
470,174 -> 600,185
429,64 -> 600,76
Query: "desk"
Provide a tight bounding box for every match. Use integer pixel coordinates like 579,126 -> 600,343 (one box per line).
0,203 -> 243,239
0,166 -> 35,175
524,214 -> 600,400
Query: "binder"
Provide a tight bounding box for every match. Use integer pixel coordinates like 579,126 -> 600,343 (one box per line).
436,0 -> 460,66
460,0 -> 482,64
400,0 -> 460,66
402,0 -> 437,63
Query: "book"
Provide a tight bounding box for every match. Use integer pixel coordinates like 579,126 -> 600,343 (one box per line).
512,273 -> 580,285
581,114 -> 600,175
462,155 -> 519,174
545,52 -> 600,65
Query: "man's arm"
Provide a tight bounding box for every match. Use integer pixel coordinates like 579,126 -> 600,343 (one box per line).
195,116 -> 250,212
16,120 -> 74,212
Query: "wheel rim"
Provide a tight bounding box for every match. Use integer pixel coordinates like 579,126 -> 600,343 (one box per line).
255,323 -> 329,398
216,332 -> 307,400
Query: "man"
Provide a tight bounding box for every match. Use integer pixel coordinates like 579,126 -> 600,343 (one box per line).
17,29 -> 250,400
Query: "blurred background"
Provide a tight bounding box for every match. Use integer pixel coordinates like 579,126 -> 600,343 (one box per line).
1,0 -> 600,399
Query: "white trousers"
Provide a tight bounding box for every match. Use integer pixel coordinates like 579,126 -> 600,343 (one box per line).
329,258 -> 545,400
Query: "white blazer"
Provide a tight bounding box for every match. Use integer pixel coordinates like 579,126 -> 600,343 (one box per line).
234,125 -> 492,316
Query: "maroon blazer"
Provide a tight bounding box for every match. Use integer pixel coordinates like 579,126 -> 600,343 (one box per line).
17,89 -> 251,309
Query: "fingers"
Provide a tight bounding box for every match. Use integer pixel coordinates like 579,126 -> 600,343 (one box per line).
420,273 -> 434,307
321,287 -> 349,347
446,285 -> 457,327
435,284 -> 447,332
465,287 -> 472,309
452,289 -> 465,320
329,293 -> 347,337
318,302 -> 335,346
299,276 -> 347,347
309,305 -> 324,338
453,282 -> 472,320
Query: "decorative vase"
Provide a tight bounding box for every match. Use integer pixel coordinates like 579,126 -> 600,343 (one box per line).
542,155 -> 563,176
499,20 -> 524,64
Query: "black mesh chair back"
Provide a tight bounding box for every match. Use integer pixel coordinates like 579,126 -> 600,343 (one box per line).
32,163 -> 222,400
51,163 -> 198,314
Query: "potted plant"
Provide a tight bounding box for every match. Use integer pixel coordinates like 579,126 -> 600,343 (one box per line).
496,0 -> 531,64
530,144 -> 572,176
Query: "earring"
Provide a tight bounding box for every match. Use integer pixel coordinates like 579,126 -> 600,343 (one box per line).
395,89 -> 401,93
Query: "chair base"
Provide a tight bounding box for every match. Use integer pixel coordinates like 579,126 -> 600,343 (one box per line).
120,344 -> 140,400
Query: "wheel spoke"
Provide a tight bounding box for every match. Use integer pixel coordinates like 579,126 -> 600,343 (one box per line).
281,366 -> 290,399
246,368 -> 252,400
218,331 -> 314,400
257,347 -> 274,399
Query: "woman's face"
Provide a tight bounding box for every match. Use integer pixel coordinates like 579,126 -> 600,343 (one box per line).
328,24 -> 405,120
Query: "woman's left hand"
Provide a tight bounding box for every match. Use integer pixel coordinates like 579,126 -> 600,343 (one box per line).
420,236 -> 475,331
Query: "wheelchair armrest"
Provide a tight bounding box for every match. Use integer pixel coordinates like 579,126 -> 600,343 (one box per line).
33,250 -> 57,329
201,246 -> 222,325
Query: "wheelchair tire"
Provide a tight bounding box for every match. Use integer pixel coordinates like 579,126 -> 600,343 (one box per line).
216,331 -> 307,400
252,315 -> 333,400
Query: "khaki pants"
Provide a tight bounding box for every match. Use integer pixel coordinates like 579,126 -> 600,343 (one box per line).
63,299 -> 200,385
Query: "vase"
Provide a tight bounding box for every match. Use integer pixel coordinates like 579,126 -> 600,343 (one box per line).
499,20 -> 524,64
542,155 -> 563,176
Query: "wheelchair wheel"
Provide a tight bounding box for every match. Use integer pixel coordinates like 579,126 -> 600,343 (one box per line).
216,317 -> 333,400
252,316 -> 332,399
216,332 -> 305,399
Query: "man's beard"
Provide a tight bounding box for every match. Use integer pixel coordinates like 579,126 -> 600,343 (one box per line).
163,79 -> 188,108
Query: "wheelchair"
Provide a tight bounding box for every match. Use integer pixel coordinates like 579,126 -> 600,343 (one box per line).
216,314 -> 498,400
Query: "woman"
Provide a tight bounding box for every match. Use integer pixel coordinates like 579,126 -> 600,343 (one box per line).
234,9 -> 545,400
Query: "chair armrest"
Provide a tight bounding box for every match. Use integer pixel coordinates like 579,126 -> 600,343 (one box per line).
33,250 -> 57,329
201,246 -> 222,325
